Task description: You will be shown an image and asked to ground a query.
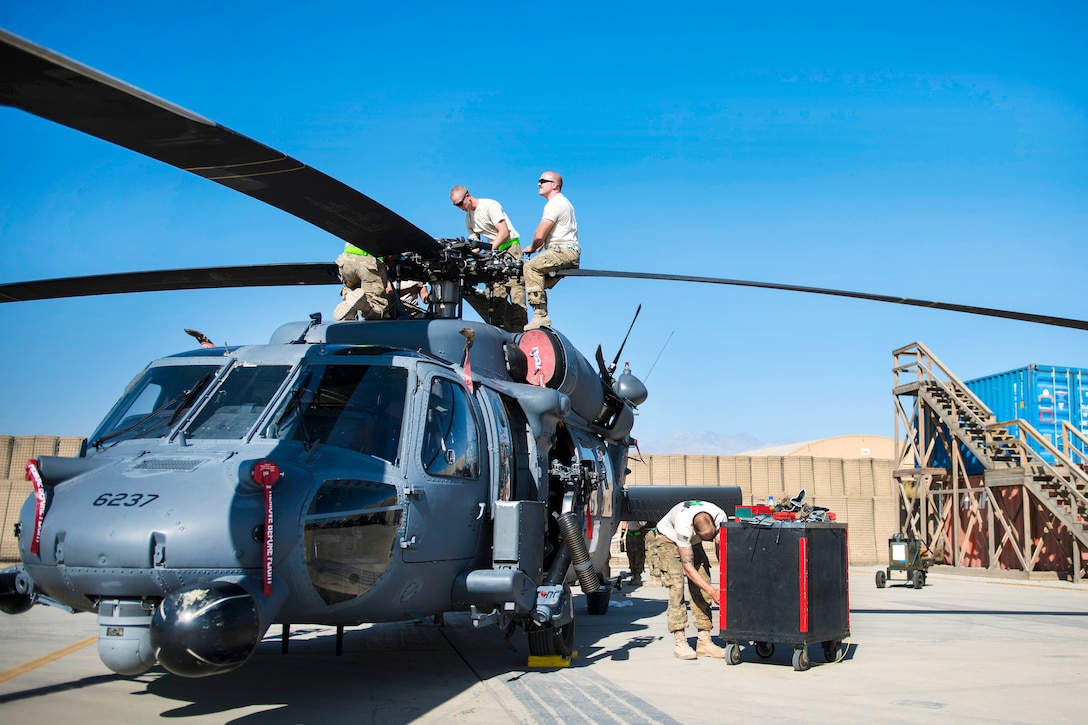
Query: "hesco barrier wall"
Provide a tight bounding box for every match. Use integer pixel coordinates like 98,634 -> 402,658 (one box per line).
1,436 -> 86,563
0,440 -> 895,567
623,454 -> 896,566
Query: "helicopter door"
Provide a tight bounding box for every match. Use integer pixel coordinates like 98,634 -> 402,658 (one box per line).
402,373 -> 486,562
477,388 -> 514,508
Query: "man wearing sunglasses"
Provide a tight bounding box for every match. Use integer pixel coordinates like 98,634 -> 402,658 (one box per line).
449,185 -> 527,332
523,171 -> 579,330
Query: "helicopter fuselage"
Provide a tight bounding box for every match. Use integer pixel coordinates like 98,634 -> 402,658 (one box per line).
8,317 -> 634,676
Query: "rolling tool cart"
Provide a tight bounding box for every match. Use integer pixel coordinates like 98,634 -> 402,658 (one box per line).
718,520 -> 849,671
875,532 -> 932,589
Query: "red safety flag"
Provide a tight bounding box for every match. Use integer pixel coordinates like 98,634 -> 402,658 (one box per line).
25,459 -> 46,556
463,346 -> 474,393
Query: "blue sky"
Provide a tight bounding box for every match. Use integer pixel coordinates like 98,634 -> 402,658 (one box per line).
1,2 -> 1085,449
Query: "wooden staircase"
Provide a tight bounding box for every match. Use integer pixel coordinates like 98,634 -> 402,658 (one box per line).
893,342 -> 1088,581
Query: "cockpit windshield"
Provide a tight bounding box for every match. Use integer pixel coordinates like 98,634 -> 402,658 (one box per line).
185,364 -> 292,439
90,364 -> 222,447
265,364 -> 409,462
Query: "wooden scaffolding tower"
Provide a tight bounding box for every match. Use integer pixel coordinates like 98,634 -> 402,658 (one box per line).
893,342 -> 1088,582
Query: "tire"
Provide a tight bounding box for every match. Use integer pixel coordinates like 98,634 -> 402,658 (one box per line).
792,646 -> 810,672
755,641 -> 774,659
822,640 -> 842,662
527,619 -> 576,658
875,570 -> 886,589
912,570 -> 924,589
725,642 -> 742,666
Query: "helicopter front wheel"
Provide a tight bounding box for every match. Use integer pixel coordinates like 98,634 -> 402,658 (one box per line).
527,618 -> 576,658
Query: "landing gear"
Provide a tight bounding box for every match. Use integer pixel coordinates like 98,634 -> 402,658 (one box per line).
527,619 -> 575,658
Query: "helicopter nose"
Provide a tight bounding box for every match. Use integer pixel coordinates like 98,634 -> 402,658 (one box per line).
150,580 -> 263,677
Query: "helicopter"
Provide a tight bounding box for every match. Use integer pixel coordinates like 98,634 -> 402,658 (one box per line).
1,28 -> 1085,680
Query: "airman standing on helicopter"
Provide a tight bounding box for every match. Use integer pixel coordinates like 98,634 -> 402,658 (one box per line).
450,185 -> 526,332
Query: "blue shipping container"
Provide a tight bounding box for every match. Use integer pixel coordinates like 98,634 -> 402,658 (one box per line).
966,365 -> 1088,464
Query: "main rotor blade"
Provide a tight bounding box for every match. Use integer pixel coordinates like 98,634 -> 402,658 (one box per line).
560,269 -> 1088,331
0,264 -> 339,303
0,29 -> 440,259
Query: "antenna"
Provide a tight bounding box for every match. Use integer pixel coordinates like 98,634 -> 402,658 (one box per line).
644,330 -> 674,381
609,304 -> 642,376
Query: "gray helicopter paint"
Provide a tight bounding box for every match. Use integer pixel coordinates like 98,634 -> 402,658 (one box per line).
0,28 -> 716,676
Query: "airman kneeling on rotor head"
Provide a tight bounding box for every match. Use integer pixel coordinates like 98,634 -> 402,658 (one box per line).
334,242 -> 390,321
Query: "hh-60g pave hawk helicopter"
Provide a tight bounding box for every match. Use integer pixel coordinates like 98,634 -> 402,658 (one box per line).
1,29 -> 1086,679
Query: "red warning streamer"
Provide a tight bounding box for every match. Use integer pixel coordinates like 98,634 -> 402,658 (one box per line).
252,461 -> 281,596
263,481 -> 274,596
25,459 -> 45,556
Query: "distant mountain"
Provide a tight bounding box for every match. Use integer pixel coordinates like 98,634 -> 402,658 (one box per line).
637,431 -> 795,455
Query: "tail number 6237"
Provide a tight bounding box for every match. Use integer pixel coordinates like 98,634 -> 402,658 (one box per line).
92,493 -> 160,507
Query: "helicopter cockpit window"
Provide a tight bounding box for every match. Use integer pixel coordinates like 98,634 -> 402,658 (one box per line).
421,377 -> 480,479
185,365 -> 291,440
89,364 -> 222,447
266,364 -> 408,462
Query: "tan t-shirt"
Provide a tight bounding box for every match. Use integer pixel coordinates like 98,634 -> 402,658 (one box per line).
466,198 -> 519,245
656,501 -> 728,547
541,193 -> 578,247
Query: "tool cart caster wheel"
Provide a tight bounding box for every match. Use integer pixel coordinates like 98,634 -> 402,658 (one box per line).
792,646 -> 810,671
822,640 -> 842,662
755,641 -> 774,659
912,570 -> 924,589
725,642 -> 742,666
875,570 -> 886,589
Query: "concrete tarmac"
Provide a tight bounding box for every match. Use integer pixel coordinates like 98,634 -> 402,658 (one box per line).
1,566 -> 1086,723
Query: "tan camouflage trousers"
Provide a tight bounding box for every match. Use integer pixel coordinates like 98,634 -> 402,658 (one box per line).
335,252 -> 389,320
523,246 -> 579,312
488,244 -> 527,332
646,531 -> 715,633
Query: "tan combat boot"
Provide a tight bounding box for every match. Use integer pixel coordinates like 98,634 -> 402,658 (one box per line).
524,305 -> 551,330
334,288 -> 368,321
673,630 -> 697,660
524,290 -> 552,331
696,630 -> 726,659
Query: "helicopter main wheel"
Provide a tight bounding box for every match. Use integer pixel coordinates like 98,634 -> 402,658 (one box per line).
527,620 -> 576,658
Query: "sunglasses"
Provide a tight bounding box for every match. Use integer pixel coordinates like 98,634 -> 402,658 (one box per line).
452,194 -> 469,207
538,179 -> 556,185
